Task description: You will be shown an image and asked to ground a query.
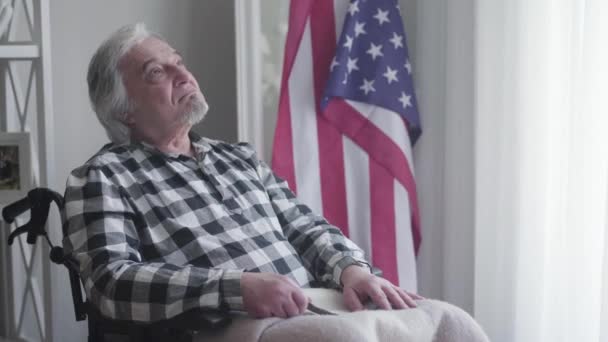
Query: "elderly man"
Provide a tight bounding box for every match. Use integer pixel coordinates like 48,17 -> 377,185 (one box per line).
63,23 -> 421,324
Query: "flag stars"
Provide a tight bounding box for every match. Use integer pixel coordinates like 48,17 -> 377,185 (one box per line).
383,66 -> 398,84
347,57 -> 359,74
354,21 -> 367,37
390,32 -> 404,49
348,1 -> 360,16
366,42 -> 383,60
405,59 -> 412,74
330,58 -> 340,71
344,35 -> 354,51
399,92 -> 412,109
373,8 -> 390,25
360,79 -> 376,95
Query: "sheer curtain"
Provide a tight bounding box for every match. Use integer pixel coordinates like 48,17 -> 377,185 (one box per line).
474,0 -> 608,341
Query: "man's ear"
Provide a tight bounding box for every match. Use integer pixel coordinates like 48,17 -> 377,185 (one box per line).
122,112 -> 135,126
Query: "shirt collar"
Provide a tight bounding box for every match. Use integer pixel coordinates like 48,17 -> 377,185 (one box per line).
132,131 -> 211,159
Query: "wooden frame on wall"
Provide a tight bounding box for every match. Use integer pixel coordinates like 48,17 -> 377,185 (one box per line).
0,132 -> 31,204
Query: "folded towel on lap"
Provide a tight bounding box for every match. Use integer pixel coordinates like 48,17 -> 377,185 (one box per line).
194,289 -> 489,342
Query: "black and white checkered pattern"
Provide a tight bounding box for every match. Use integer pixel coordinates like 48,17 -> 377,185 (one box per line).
63,133 -> 368,322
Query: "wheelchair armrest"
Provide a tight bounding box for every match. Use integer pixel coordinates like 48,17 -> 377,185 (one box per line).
2,195 -> 31,223
3,188 -> 64,245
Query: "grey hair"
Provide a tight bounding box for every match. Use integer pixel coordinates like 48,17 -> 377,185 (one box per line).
87,23 -> 155,144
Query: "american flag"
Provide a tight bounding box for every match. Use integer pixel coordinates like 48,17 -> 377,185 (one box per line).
272,0 -> 421,290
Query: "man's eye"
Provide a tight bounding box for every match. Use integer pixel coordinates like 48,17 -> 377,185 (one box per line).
147,68 -> 164,79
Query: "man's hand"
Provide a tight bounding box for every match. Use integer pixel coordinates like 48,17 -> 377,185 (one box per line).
241,272 -> 309,318
340,265 -> 424,311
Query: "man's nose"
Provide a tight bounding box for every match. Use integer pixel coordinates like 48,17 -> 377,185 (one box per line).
172,66 -> 191,87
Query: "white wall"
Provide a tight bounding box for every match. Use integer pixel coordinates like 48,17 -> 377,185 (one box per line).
413,0 -> 475,313
442,0 -> 475,314
48,1 -> 236,341
408,0 -> 449,303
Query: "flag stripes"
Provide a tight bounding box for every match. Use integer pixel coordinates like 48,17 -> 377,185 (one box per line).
272,0 -> 420,290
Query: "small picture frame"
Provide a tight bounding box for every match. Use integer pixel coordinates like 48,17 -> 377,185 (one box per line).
0,132 -> 31,204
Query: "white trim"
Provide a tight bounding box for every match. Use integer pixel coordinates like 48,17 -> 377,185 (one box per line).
35,1 -> 55,340
0,45 -> 38,59
234,0 -> 265,160
35,0 -> 54,189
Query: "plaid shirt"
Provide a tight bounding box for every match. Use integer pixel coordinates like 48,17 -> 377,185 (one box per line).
63,133 -> 368,322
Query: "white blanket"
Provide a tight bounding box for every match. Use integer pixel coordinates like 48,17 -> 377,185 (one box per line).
194,289 -> 490,342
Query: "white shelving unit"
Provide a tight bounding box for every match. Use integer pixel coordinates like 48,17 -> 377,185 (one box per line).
0,44 -> 39,58
0,0 -> 54,341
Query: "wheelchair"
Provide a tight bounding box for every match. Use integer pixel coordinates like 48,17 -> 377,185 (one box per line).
3,188 -> 384,342
2,188 -> 231,342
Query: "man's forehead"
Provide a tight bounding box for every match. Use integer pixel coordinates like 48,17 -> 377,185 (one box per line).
120,37 -> 177,69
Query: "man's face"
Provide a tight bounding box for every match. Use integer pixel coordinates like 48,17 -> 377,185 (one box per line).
119,37 -> 208,140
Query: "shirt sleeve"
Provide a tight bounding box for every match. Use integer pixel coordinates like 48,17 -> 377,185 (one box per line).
240,144 -> 371,288
63,163 -> 245,323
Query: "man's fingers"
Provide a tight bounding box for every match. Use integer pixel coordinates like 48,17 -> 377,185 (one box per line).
273,305 -> 289,318
397,288 -> 418,308
282,300 -> 300,318
343,287 -> 365,311
383,286 -> 407,309
253,307 -> 270,319
369,286 -> 391,310
340,272 -> 425,312
241,272 -> 308,319
408,292 -> 425,300
292,291 -> 310,314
